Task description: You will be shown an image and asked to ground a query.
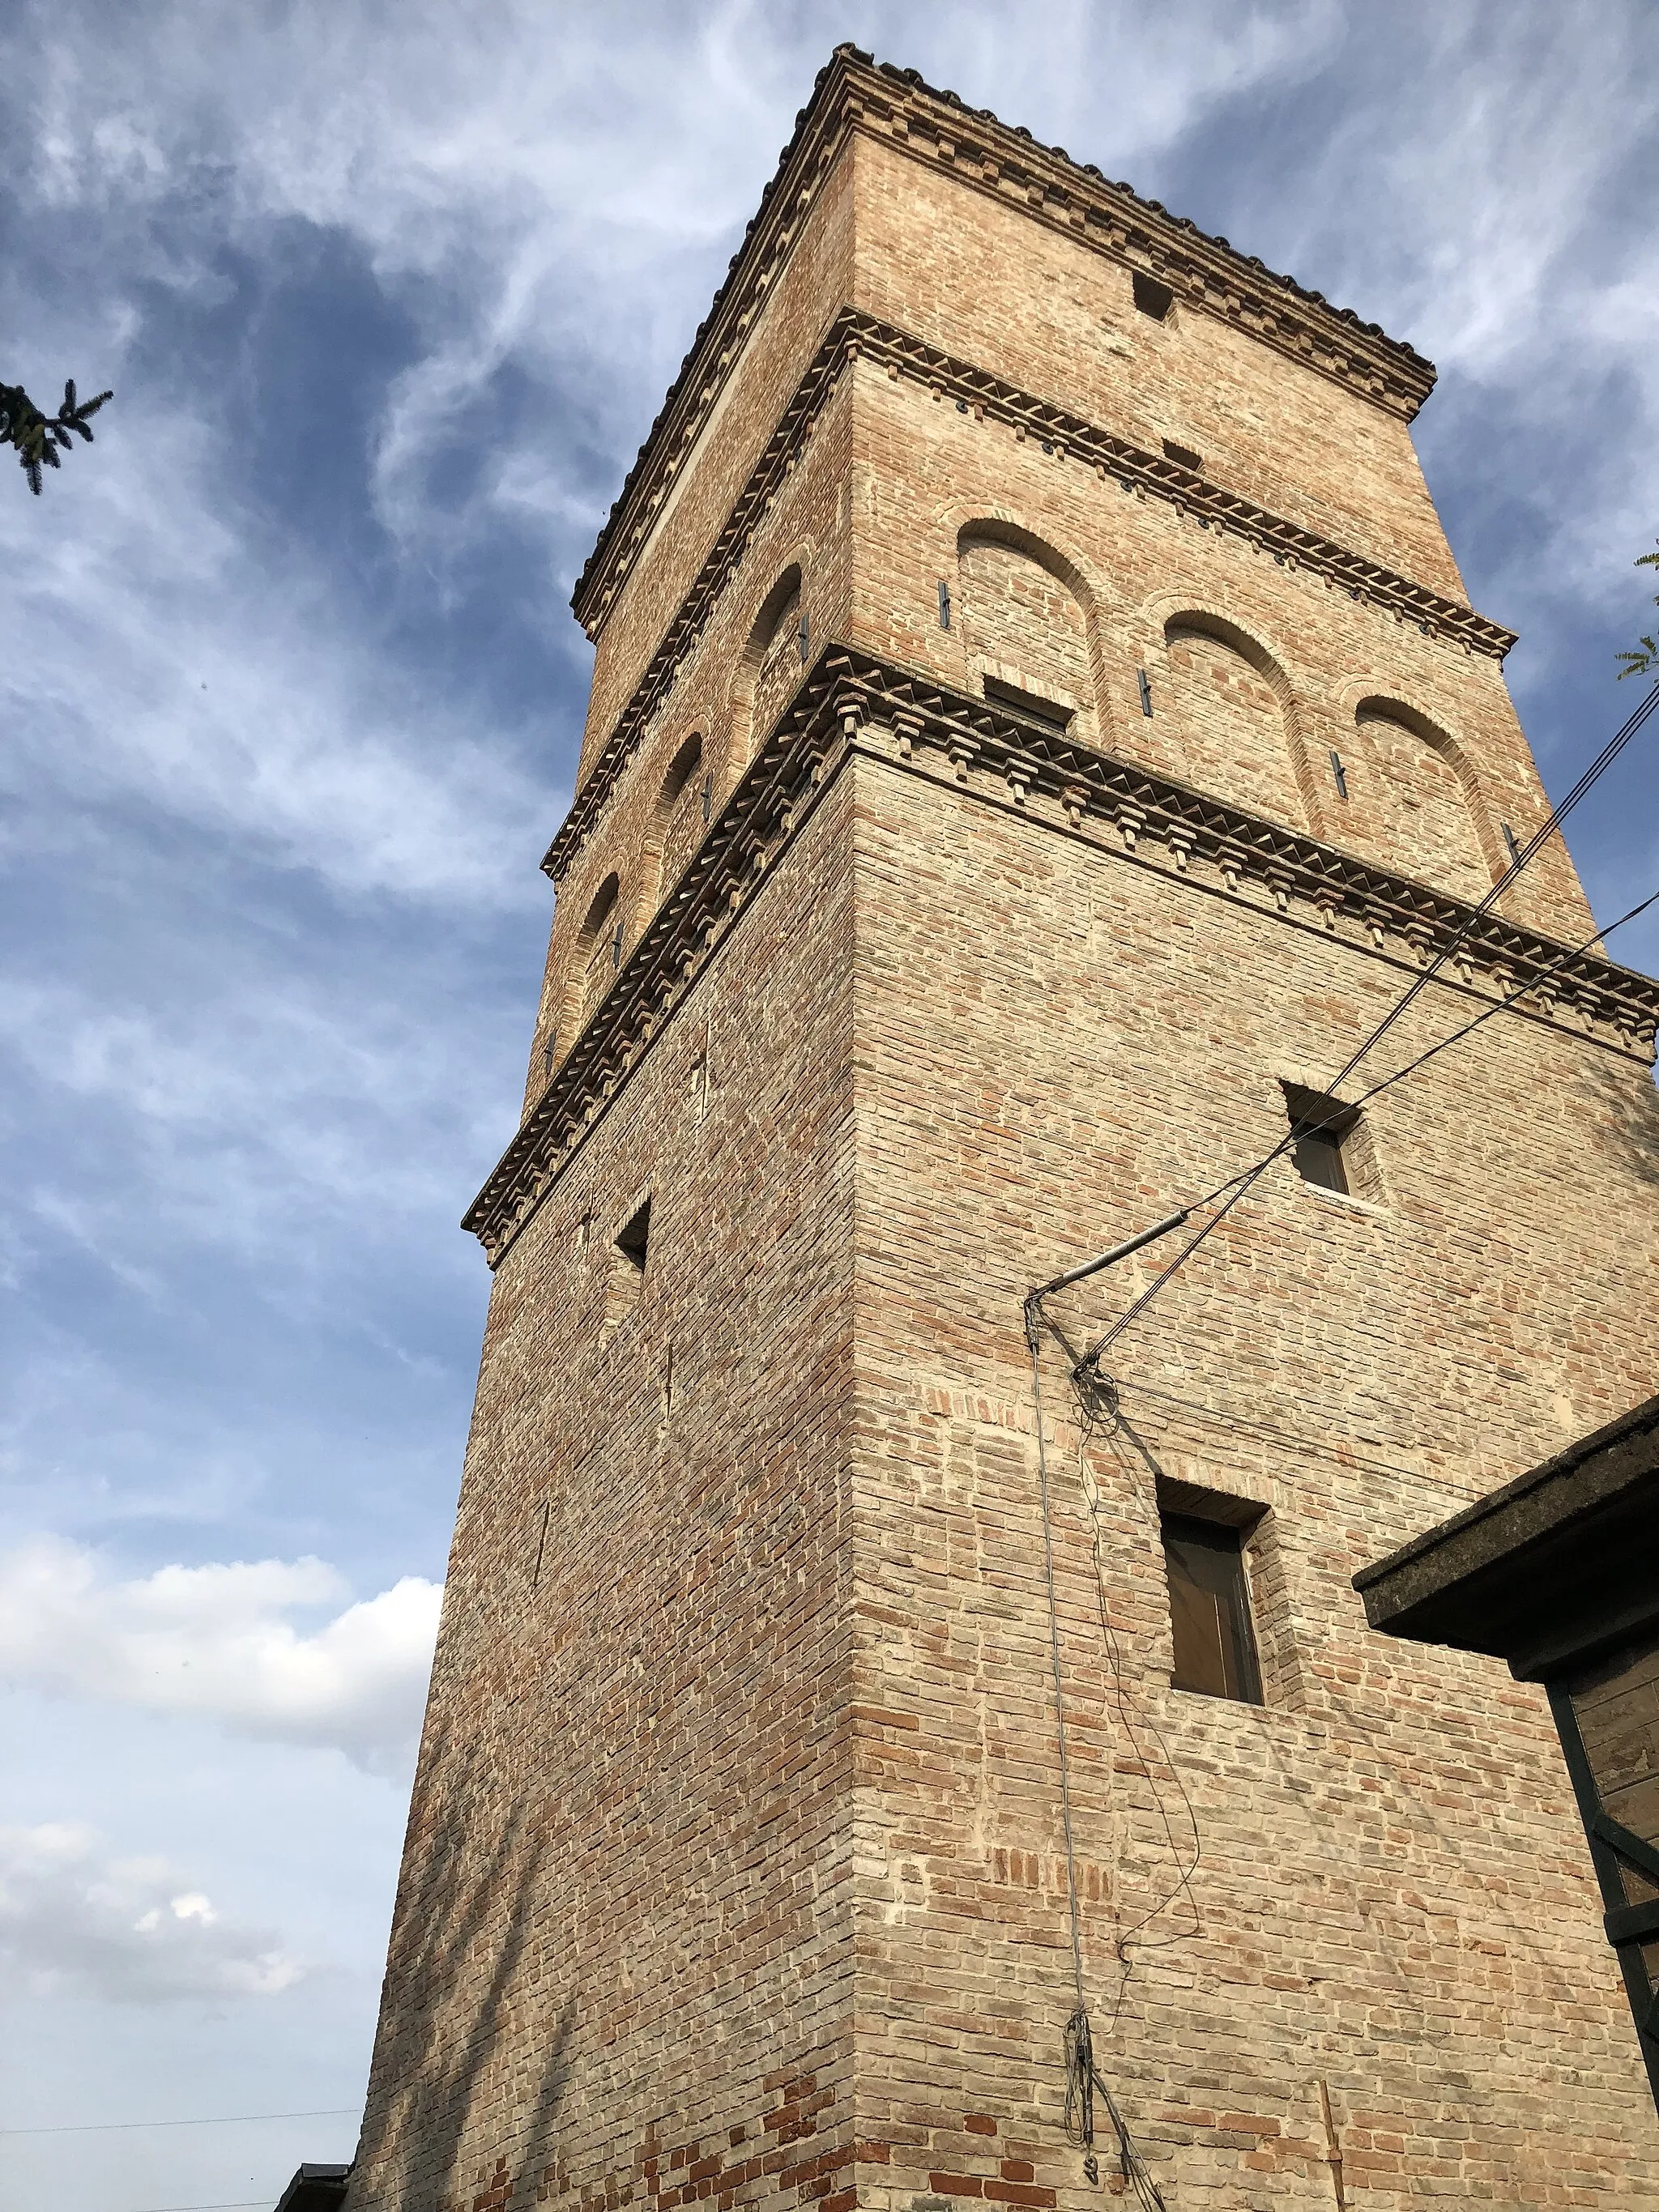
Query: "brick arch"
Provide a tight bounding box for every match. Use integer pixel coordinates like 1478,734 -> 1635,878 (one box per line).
658,728 -> 706,809
728,561 -> 806,773
953,518 -> 1103,737
1158,606 -> 1315,829
567,868 -> 622,1038
645,730 -> 709,916
1352,693 -> 1488,810
933,501 -> 1114,601
954,514 -> 1098,609
1349,692 -> 1502,897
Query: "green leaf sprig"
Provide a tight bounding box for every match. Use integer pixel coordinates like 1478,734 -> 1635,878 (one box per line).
0,377 -> 114,494
1617,540 -> 1659,680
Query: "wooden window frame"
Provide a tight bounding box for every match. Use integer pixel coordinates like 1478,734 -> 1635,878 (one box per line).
1159,1497 -> 1265,1706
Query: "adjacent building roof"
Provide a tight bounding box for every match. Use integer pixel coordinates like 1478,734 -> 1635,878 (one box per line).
1354,1394 -> 1659,1678
272,2164 -> 352,2212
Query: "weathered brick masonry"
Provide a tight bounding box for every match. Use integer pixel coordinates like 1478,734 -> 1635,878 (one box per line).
348,45 -> 1659,2212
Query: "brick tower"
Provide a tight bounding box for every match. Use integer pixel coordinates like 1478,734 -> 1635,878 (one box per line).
347,47 -> 1659,2212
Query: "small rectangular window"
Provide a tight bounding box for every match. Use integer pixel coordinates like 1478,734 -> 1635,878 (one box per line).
1282,1081 -> 1384,1203
1161,437 -> 1201,472
1282,1082 -> 1360,1196
1162,1512 -> 1263,1703
1293,1119 -> 1347,1192
1132,271 -> 1174,322
983,674 -> 1072,730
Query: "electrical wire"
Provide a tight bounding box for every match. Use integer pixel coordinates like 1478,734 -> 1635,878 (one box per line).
1073,1421 -> 1203,1975
120,2201 -> 270,2212
1107,1375 -> 1485,1500
1025,1305 -> 1089,2018
1027,1305 -> 1220,1978
1017,690 -> 1657,2189
1320,677 -> 1658,1093
1065,2008 -> 1167,2210
1030,1341 -> 1205,1975
1076,865 -> 1659,1379
0,2110 -> 357,2138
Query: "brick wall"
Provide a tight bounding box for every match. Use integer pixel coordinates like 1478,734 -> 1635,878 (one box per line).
353,775 -> 861,2212
846,746 -> 1659,2206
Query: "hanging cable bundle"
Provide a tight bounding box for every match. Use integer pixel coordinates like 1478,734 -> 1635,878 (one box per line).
1064,2008 -> 1168,2210
1026,1293 -> 1179,2210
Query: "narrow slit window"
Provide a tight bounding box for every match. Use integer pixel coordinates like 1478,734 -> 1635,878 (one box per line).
1282,1082 -> 1358,1196
1137,668 -> 1154,717
615,1198 -> 650,1276
1132,271 -> 1174,322
605,1196 -> 651,1331
1329,749 -> 1349,800
938,579 -> 952,629
1162,1512 -> 1263,1703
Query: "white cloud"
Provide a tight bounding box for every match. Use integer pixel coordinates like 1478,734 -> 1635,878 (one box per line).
1231,6 -> 1659,612
0,1821 -> 308,2003
1,0 -> 1350,590
0,1539 -> 442,1775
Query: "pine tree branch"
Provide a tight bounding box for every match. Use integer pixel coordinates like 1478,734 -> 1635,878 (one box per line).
0,377 -> 114,495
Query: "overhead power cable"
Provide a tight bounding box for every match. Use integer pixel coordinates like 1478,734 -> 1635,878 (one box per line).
1063,677 -> 1659,1379
0,2108 -> 357,2138
1016,689 -> 1657,2197
1321,676 -> 1658,1096
1074,872 -> 1659,1378
121,2200 -> 270,2212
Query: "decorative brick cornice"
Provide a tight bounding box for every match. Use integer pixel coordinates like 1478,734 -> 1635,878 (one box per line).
572,44 -> 1438,637
544,309 -> 1513,886
471,650 -> 1658,1267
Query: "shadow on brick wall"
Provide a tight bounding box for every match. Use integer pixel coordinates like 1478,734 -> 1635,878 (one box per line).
349,1719 -> 578,2212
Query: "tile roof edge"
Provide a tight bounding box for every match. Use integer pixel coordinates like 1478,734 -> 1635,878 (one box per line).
569,43 -> 1439,636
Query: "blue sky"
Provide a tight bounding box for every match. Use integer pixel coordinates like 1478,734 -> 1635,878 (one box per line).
2,5 -> 1656,2210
